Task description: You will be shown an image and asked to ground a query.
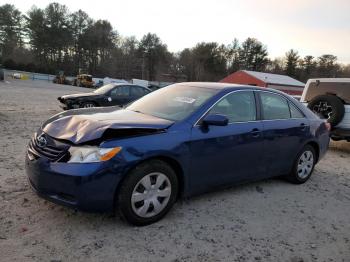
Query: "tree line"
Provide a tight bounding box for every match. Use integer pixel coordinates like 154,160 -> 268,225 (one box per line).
1,3 -> 349,82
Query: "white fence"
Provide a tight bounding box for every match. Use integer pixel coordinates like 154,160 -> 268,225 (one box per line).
4,69 -> 57,81
2,69 -> 174,88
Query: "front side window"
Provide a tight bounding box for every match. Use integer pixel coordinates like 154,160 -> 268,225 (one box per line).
111,86 -> 130,97
260,92 -> 290,120
209,91 -> 256,123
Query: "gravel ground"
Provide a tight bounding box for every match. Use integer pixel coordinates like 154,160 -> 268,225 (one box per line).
0,79 -> 349,262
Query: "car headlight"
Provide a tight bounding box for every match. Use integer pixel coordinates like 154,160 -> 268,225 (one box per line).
68,146 -> 122,163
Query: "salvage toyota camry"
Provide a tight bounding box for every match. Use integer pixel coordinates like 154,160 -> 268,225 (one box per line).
25,82 -> 330,225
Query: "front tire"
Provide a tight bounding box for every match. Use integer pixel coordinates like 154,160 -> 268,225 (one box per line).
81,102 -> 97,108
117,160 -> 178,226
287,145 -> 316,184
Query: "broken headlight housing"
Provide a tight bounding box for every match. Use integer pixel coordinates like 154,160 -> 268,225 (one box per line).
68,146 -> 122,163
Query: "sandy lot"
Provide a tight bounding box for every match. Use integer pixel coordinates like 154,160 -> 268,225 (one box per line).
0,79 -> 349,262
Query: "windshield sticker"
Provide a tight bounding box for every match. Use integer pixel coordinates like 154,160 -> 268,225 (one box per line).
173,97 -> 196,104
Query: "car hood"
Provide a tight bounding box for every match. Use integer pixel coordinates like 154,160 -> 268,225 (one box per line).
59,92 -> 98,100
42,107 -> 174,144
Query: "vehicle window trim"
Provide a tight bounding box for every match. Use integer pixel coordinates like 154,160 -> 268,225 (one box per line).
194,90 -> 259,126
253,91 -> 262,121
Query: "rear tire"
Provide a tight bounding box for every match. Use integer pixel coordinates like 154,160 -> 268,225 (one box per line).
287,145 -> 316,184
308,95 -> 345,126
117,160 -> 178,226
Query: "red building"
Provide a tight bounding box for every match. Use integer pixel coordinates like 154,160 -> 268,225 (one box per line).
220,70 -> 305,95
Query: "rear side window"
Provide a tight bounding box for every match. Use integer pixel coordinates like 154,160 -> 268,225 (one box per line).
289,102 -> 304,118
210,91 -> 256,122
260,92 -> 290,120
131,86 -> 146,97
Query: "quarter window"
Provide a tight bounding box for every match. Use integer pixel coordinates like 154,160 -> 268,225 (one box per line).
260,92 -> 290,120
209,91 -> 256,122
289,102 -> 304,118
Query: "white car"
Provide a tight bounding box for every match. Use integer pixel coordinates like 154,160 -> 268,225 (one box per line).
301,78 -> 350,141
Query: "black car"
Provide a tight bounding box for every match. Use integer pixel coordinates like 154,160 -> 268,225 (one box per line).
58,83 -> 151,110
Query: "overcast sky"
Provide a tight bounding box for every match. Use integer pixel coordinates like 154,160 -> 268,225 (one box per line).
5,0 -> 350,63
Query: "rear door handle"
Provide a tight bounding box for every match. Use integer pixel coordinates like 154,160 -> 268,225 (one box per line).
300,123 -> 308,131
250,128 -> 261,138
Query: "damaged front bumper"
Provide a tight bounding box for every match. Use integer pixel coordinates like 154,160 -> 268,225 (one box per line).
57,97 -> 80,110
25,151 -> 124,212
59,103 -> 80,110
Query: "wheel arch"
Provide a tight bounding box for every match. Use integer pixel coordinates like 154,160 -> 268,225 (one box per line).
154,156 -> 185,197
305,140 -> 320,163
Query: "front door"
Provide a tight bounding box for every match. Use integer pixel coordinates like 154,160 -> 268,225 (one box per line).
189,91 -> 265,195
109,85 -> 131,106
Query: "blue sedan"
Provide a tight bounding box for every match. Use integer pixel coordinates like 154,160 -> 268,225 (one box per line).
25,82 -> 330,225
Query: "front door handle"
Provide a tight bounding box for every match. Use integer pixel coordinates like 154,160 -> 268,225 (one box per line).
250,128 -> 261,138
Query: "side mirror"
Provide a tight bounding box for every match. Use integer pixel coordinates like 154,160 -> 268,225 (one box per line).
202,114 -> 228,126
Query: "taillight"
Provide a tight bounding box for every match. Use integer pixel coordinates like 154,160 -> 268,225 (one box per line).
325,122 -> 331,131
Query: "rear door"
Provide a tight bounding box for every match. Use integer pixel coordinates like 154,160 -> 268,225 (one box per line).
189,91 -> 265,194
258,91 -> 309,176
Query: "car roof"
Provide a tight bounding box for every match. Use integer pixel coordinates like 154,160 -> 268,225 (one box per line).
307,78 -> 350,83
112,83 -> 151,90
175,82 -> 276,92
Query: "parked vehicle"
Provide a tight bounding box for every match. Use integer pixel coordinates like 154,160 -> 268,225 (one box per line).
72,74 -> 94,88
58,83 -> 151,110
53,70 -> 70,85
12,72 -> 21,79
26,83 -> 330,226
301,78 -> 350,141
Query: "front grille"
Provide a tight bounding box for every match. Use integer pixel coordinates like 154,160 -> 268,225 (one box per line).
28,134 -> 70,162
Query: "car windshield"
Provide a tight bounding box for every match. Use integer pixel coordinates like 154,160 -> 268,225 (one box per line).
93,83 -> 116,94
126,84 -> 218,121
